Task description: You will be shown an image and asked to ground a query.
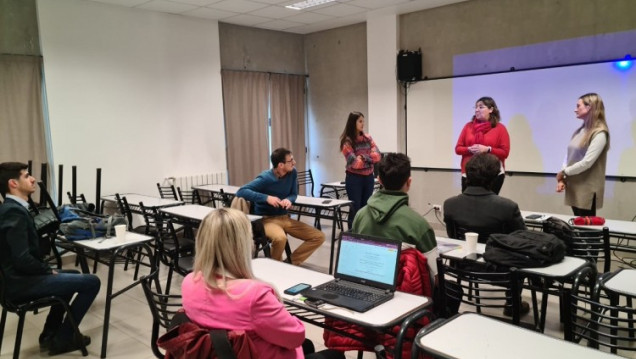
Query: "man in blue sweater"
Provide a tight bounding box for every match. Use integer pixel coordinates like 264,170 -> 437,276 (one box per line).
237,148 -> 325,265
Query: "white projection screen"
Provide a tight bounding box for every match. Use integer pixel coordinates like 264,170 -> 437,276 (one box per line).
406,60 -> 636,177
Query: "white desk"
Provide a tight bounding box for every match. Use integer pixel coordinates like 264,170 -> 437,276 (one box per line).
416,313 -> 621,359
101,193 -> 183,213
522,210 -> 636,254
602,268 -> 636,297
60,232 -> 155,358
291,196 -> 352,274
160,204 -> 261,223
437,236 -> 590,333
193,184 -> 240,195
252,257 -> 430,329
319,179 -> 381,199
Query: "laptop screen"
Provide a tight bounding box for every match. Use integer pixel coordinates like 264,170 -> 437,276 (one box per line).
335,232 -> 401,289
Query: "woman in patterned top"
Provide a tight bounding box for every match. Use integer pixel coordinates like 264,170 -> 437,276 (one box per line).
339,111 -> 381,228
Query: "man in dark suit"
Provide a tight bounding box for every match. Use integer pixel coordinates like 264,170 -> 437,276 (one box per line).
0,162 -> 100,356
443,153 -> 526,241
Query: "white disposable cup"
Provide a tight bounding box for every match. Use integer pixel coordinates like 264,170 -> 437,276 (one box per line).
115,224 -> 127,239
465,232 -> 478,253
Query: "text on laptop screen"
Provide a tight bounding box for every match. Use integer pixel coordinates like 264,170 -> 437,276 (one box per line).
337,234 -> 399,286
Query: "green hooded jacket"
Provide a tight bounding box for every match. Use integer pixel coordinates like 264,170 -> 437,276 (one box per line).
352,190 -> 436,253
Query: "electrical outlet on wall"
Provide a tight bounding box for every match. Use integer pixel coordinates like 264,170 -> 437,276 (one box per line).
432,204 -> 441,211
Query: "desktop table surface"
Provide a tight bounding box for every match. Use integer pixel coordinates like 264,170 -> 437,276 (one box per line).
603,269 -> 636,297
101,193 -> 183,207
418,312 -> 621,359
436,236 -> 588,277
521,210 -> 636,235
252,258 -> 430,328
160,204 -> 261,222
68,231 -> 153,250
193,184 -> 240,194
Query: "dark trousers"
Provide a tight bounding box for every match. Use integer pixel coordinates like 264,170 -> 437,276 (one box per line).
461,173 -> 505,194
11,269 -> 100,339
345,172 -> 375,229
572,194 -> 597,216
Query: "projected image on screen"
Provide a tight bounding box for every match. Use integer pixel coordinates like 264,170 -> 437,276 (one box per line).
407,60 -> 636,176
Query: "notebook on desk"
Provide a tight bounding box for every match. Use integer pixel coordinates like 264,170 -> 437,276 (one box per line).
302,232 -> 401,312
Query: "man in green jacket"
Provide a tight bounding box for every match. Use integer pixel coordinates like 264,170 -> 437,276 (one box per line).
352,153 -> 438,278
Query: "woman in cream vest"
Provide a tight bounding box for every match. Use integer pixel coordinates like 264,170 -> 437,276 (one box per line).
556,93 -> 609,216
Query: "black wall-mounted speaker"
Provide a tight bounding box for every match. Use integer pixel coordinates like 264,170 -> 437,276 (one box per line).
397,50 -> 422,82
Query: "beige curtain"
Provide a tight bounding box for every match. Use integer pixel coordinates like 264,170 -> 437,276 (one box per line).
270,74 -> 307,173
0,55 -> 47,167
222,70 -> 269,186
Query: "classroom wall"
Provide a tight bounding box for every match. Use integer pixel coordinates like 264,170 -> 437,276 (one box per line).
304,24 -> 369,188
395,0 -> 636,223
0,0 -> 39,56
37,0 -> 226,201
218,23 -> 305,74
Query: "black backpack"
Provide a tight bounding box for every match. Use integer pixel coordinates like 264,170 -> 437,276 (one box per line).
483,230 -> 566,268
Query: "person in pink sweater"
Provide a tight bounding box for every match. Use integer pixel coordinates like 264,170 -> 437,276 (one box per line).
182,208 -> 344,359
339,111 -> 381,228
455,96 -> 510,194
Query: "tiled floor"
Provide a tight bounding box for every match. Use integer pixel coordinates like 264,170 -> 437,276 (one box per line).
0,218 -> 623,358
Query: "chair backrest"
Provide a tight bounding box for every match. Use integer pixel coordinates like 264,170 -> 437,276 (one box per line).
140,272 -> 184,359
437,256 -> 522,324
0,265 -> 17,312
176,187 -> 202,205
157,183 -> 178,200
297,169 -> 314,197
544,222 -> 611,273
115,194 -> 134,231
66,192 -> 87,205
447,219 -> 506,244
138,201 -> 159,235
568,267 -> 636,355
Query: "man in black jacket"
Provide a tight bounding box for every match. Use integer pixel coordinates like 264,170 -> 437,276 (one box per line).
443,153 -> 526,242
0,162 -> 100,355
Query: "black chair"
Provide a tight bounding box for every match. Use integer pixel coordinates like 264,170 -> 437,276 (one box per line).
66,192 -> 87,205
446,219 -> 507,244
437,256 -> 524,325
543,222 -> 611,273
176,187 -> 202,205
297,169 -> 315,197
0,267 -> 88,358
156,183 -> 178,200
141,273 -> 255,359
567,267 -> 636,355
155,217 -> 195,294
140,272 -> 182,359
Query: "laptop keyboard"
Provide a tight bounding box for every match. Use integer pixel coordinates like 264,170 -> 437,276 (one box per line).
321,282 -> 386,302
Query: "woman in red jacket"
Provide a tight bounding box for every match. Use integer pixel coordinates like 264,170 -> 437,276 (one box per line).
455,97 -> 510,194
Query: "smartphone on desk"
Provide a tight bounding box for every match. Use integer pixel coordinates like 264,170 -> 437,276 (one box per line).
525,214 -> 543,220
284,283 -> 311,295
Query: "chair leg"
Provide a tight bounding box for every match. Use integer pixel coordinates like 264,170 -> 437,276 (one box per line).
165,267 -> 174,296
284,242 -> 293,264
0,308 -> 7,353
13,313 -> 26,359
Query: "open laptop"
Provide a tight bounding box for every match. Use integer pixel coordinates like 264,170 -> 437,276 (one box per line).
302,232 -> 401,312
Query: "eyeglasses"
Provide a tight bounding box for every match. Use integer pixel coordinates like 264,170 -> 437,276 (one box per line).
474,105 -> 488,110
285,158 -> 296,163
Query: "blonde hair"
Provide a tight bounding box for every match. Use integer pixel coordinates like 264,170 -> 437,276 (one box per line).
577,93 -> 610,148
193,208 -> 254,291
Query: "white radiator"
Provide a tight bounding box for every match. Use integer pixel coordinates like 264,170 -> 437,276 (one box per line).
163,172 -> 227,190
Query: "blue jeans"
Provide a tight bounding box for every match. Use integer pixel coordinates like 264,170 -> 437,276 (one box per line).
345,172 -> 375,229
11,269 -> 100,339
